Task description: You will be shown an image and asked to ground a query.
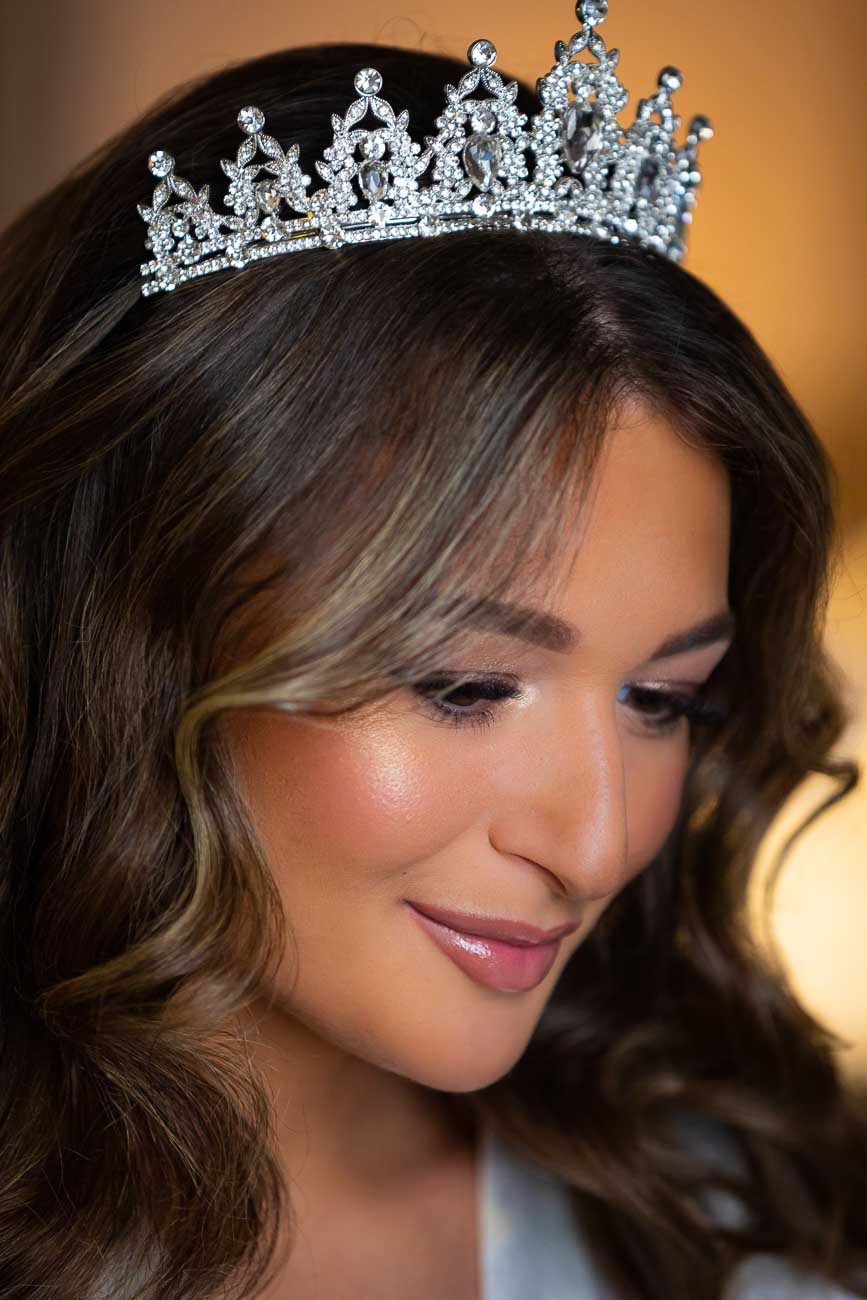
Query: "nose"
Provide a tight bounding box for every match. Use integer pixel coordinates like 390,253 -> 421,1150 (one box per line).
494,687 -> 631,903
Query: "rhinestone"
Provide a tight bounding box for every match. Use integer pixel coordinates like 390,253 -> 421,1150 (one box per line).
470,108 -> 496,133
171,218 -> 189,236
577,0 -> 608,27
468,39 -> 497,68
472,192 -> 496,216
354,68 -> 382,97
561,101 -> 605,170
361,134 -> 387,160
179,236 -> 200,264
657,66 -> 683,92
358,160 -> 389,200
238,106 -> 265,134
462,132 -> 500,188
256,181 -> 282,213
147,150 -> 174,177
690,114 -> 714,141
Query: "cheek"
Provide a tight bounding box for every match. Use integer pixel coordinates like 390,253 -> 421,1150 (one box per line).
222,709 -> 477,902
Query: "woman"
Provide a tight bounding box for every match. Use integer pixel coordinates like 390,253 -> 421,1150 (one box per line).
1,18 -> 866,1300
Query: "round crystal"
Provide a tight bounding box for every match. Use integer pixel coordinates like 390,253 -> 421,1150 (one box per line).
470,108 -> 496,133
147,150 -> 174,177
361,134 -> 387,160
472,192 -> 496,217
238,106 -> 265,134
468,39 -> 497,68
657,66 -> 683,92
690,114 -> 714,141
354,68 -> 382,97
577,0 -> 608,27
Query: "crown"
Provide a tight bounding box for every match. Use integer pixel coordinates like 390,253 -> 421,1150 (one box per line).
137,0 -> 714,298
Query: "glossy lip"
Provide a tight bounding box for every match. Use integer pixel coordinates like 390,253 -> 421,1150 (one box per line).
405,902 -> 577,994
407,900 -> 579,947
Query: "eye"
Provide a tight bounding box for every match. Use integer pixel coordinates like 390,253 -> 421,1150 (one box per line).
411,674 -> 521,731
616,683 -> 729,737
412,673 -> 729,736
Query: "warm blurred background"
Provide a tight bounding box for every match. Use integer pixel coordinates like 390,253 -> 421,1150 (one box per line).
1,0 -> 865,1079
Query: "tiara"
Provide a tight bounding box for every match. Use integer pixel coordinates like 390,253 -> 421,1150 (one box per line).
137,0 -> 713,297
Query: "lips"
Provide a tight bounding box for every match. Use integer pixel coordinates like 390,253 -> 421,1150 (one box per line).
407,900 -> 579,947
405,901 -> 577,993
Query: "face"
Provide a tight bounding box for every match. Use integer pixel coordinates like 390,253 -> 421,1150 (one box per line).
222,405 -> 732,1095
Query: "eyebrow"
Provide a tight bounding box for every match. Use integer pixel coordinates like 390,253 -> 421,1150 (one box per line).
452,597 -> 736,662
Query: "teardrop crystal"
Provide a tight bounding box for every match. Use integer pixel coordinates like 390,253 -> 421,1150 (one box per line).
637,157 -> 660,201
358,160 -> 389,200
561,102 -> 605,171
462,132 -> 500,189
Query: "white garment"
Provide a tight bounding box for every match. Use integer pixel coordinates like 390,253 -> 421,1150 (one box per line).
478,1123 -> 862,1300
479,1123 -> 620,1299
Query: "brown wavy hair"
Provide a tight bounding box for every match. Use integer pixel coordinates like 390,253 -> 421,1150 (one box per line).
1,39 -> 866,1300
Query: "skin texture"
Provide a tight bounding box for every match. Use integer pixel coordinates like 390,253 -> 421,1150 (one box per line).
223,403 -> 733,1296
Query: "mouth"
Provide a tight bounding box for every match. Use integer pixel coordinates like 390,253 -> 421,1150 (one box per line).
407,900 -> 579,946
405,901 -> 573,993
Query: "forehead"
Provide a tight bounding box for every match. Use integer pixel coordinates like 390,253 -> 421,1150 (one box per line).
553,405 -> 731,624
453,406 -> 732,659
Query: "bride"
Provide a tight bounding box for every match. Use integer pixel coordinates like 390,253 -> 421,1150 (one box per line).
1,6 -> 865,1297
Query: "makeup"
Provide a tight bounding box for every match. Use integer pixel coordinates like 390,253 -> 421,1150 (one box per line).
405,901 -> 575,993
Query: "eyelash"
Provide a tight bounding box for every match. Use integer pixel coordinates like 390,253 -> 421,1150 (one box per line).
412,674 -> 729,736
